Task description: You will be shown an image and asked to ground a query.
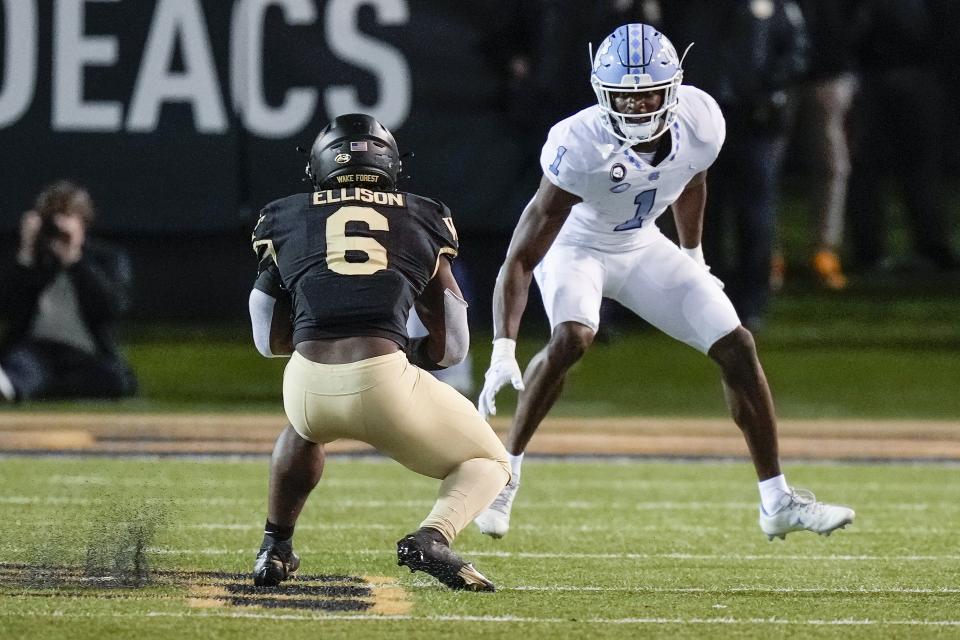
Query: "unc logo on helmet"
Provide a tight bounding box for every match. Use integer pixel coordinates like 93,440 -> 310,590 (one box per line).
305,114 -> 402,191
589,24 -> 690,144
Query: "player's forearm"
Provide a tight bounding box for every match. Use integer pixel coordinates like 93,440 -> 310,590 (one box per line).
492,261 -> 532,340
493,180 -> 574,340
412,300 -> 445,362
269,309 -> 294,356
673,182 -> 706,249
408,288 -> 469,369
415,323 -> 447,367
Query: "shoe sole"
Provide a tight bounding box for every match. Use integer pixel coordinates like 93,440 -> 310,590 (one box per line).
765,520 -> 853,542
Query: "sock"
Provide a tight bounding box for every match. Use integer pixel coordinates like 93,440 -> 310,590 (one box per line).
508,452 -> 524,485
263,519 -> 295,543
759,475 -> 790,514
417,526 -> 449,546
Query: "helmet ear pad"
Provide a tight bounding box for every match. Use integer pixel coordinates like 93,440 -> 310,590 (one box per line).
308,114 -> 401,191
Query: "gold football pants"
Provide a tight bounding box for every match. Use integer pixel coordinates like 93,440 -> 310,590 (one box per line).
283,350 -> 510,542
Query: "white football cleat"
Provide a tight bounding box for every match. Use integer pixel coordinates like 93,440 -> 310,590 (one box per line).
474,478 -> 520,539
759,488 -> 855,541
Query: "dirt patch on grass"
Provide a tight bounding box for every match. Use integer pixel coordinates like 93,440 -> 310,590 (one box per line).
1,413 -> 959,460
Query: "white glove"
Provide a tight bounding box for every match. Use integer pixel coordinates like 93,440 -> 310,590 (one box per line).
477,338 -> 525,419
682,244 -> 724,290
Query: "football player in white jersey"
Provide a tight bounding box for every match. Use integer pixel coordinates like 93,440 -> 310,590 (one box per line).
475,24 -> 854,542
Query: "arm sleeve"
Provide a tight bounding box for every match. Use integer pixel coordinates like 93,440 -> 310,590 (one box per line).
406,288 -> 469,370
250,264 -> 292,358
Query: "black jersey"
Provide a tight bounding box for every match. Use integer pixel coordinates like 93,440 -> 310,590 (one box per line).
251,187 -> 458,348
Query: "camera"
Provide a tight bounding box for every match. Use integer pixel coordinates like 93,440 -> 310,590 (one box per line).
38,215 -> 71,244
33,213 -> 73,269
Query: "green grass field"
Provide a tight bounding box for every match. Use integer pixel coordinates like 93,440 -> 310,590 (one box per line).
5,276 -> 959,419
1,456 -> 957,639
1,193 -> 958,638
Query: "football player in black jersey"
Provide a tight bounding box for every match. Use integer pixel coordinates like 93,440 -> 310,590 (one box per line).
248,114 -> 510,592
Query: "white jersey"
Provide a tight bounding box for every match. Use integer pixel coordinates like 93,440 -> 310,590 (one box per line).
539,85 -> 725,251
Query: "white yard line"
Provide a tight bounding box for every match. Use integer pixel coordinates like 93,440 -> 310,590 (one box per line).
5,610 -> 960,627
505,585 -> 960,594
3,545 -> 955,561
128,548 -> 960,561
1,495 -> 953,512
4,575 -> 955,596
174,522 -> 951,535
11,521 -> 954,538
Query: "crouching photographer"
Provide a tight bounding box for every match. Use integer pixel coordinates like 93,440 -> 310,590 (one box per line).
0,181 -> 137,402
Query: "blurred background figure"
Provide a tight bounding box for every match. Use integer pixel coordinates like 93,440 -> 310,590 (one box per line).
663,0 -> 809,331
775,0 -> 859,291
494,0 -> 665,148
0,182 -> 137,402
845,0 -> 960,273
928,0 -> 960,174
491,0 -> 665,337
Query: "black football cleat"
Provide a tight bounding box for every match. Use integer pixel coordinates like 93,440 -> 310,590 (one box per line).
396,528 -> 495,592
252,540 -> 300,587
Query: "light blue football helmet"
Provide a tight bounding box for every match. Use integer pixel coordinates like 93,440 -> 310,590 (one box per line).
590,24 -> 688,144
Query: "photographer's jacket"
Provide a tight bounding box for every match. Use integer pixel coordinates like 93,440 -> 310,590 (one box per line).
1,239 -> 134,359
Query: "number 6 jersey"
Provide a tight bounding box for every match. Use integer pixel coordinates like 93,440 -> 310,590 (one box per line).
251,187 -> 458,348
540,85 -> 725,251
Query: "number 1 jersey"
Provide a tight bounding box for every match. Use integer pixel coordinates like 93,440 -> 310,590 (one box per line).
251,187 -> 458,348
539,85 -> 726,251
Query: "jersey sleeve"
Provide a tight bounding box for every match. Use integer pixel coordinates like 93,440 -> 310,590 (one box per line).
253,262 -> 285,298
539,121 -> 589,197
683,86 -> 726,166
416,197 -> 459,260
251,204 -> 278,276
436,202 -> 459,259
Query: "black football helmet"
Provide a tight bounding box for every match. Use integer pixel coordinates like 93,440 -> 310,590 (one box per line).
306,113 -> 401,191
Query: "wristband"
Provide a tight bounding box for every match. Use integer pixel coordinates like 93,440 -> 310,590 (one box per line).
491,337 -> 516,360
681,245 -> 705,264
